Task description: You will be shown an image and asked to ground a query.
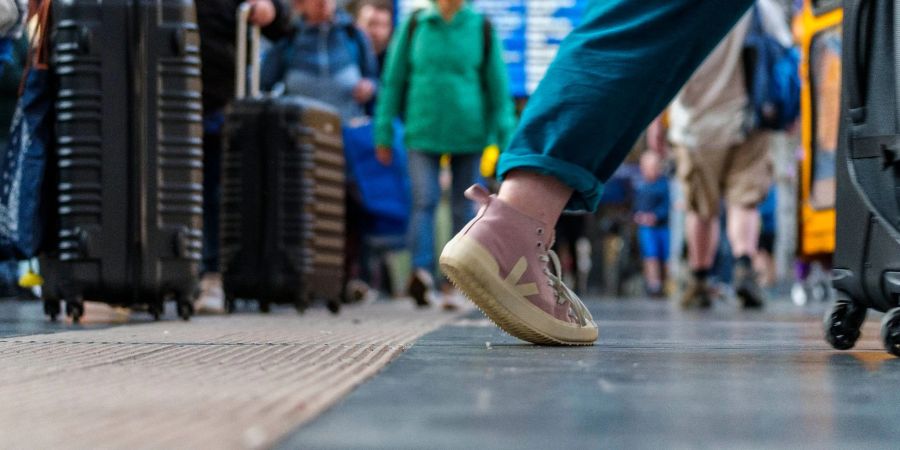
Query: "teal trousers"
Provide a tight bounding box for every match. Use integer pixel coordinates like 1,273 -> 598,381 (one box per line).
498,0 -> 754,211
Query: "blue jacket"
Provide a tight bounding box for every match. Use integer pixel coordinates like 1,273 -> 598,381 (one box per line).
261,11 -> 379,120
634,178 -> 670,227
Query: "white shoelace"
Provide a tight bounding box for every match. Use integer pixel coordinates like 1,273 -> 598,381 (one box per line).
539,249 -> 595,327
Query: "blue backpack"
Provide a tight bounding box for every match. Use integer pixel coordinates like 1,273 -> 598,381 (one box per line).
743,6 -> 800,131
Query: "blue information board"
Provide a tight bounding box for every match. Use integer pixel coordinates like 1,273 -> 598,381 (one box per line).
395,0 -> 587,97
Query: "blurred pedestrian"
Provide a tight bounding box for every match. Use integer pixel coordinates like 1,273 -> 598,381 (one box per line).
755,185 -> 777,287
375,0 -> 516,308
634,151 -> 670,297
0,34 -> 27,298
261,0 -> 379,120
353,0 -> 393,115
353,0 -> 392,76
669,13 -> 771,309
0,0 -> 27,299
196,0 -> 292,310
439,1 -> 753,345
260,0 -> 380,305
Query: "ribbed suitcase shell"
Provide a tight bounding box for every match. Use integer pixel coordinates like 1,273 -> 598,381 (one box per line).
824,0 -> 900,355
221,97 -> 345,313
832,0 -> 900,312
41,0 -> 203,321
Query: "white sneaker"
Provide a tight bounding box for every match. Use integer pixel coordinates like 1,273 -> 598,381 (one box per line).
195,273 -> 225,314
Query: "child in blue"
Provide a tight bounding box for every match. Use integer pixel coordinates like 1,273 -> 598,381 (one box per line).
634,151 -> 670,297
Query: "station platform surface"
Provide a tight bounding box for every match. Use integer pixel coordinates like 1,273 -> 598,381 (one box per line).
2,296 -> 900,448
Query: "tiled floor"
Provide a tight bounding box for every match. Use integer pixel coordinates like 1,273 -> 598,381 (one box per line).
4,296 -> 900,449
0,301 -> 460,449
284,298 -> 900,449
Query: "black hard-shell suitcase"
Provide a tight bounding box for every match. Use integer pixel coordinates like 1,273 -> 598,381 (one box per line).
220,8 -> 345,314
41,0 -> 203,322
826,0 -> 900,355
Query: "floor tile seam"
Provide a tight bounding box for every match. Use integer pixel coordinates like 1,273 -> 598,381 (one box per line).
262,346 -> 407,448
235,328 -> 439,424
266,317 -> 465,446
204,328 -> 440,399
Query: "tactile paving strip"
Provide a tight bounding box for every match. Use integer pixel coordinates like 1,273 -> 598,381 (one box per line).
0,302 -> 461,449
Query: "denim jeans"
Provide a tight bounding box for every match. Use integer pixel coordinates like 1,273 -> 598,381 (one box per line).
0,259 -> 16,296
407,151 -> 481,274
498,0 -> 753,211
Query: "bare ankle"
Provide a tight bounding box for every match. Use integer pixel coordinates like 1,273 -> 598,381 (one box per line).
498,170 -> 573,228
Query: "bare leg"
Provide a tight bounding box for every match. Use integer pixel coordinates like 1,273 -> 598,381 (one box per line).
753,251 -> 775,287
643,258 -> 662,292
726,205 -> 760,258
498,170 -> 573,228
685,213 -> 719,270
728,204 -> 765,307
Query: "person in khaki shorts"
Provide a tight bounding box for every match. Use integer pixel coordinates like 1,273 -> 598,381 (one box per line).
669,11 -> 772,309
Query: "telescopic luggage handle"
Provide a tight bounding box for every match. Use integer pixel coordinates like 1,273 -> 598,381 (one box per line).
843,0 -> 870,124
235,2 -> 261,99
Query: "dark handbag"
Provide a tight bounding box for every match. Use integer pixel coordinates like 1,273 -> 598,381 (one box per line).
0,0 -> 55,258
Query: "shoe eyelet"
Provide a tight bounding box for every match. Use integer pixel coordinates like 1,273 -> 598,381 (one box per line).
537,242 -> 543,248
537,228 -> 544,235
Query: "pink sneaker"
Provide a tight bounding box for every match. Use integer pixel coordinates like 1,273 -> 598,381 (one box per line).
439,185 -> 598,345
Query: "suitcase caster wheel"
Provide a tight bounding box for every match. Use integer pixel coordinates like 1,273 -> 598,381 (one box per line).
327,299 -> 341,315
881,308 -> 900,357
294,293 -> 311,314
177,301 -> 193,321
225,296 -> 236,314
66,301 -> 84,324
44,299 -> 61,322
825,298 -> 866,350
259,301 -> 271,313
149,304 -> 162,321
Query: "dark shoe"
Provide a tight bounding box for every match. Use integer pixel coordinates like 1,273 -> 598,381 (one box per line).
734,263 -> 765,309
407,269 -> 435,307
680,276 -> 712,309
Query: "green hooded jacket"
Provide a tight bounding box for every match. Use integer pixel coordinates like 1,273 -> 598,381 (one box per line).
374,4 -> 515,154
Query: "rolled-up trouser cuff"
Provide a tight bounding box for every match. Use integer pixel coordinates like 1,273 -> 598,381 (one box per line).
497,152 -> 604,212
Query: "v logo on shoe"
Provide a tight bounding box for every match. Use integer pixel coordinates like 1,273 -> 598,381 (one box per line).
504,257 -> 539,297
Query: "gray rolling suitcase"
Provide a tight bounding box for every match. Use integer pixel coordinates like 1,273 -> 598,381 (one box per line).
41,0 -> 203,322
826,0 -> 900,355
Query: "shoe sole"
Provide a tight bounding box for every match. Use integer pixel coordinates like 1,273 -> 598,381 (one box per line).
439,236 -> 598,346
